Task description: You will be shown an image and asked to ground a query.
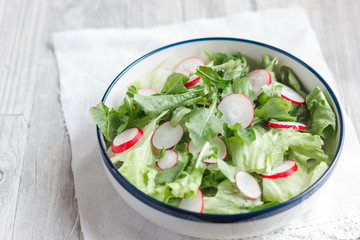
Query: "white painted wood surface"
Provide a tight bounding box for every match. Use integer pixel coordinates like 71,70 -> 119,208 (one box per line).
0,0 -> 359,239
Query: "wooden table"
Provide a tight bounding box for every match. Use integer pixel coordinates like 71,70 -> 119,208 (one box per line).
1,0 -> 359,239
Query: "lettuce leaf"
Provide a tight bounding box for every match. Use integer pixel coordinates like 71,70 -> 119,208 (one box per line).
203,180 -> 263,214
254,97 -> 297,121
306,87 -> 336,139
262,161 -> 306,203
226,128 -> 326,173
258,55 -> 278,82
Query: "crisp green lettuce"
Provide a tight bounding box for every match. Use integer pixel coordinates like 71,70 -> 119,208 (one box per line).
306,87 -> 336,139
262,161 -> 306,202
226,127 -> 327,173
203,180 -> 263,214
254,97 -> 297,121
258,55 -> 278,81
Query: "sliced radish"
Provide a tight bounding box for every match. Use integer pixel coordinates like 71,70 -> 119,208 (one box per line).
179,189 -> 204,213
188,136 -> 227,164
151,121 -> 184,150
112,128 -> 143,153
274,82 -> 305,105
173,57 -> 205,76
245,69 -> 271,99
217,93 -> 254,128
156,150 -> 178,170
137,88 -> 158,96
174,57 -> 205,88
268,120 -> 306,130
184,75 -> 201,88
259,160 -> 298,179
234,171 -> 261,200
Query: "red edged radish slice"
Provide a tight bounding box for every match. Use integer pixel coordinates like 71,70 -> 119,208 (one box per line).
259,160 -> 298,179
188,137 -> 227,164
137,88 -> 158,96
112,128 -> 143,153
246,69 -> 271,99
173,57 -> 205,76
179,189 -> 204,213
268,121 -> 306,130
274,82 -> 305,105
151,121 -> 184,150
156,150 -> 178,170
234,171 -> 261,200
184,75 -> 201,88
217,93 -> 254,128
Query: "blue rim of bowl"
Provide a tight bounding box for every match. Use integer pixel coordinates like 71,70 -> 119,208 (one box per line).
97,37 -> 344,223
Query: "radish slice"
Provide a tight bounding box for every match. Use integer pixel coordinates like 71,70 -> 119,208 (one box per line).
217,93 -> 254,128
137,88 -> 158,96
268,121 -> 306,130
173,57 -> 205,76
234,171 -> 261,200
184,75 -> 201,88
188,136 -> 227,164
259,160 -> 298,179
151,121 -> 184,150
156,150 -> 178,170
245,69 -> 271,99
179,189 -> 204,213
112,128 -> 143,153
274,82 -> 305,105
174,57 -> 205,88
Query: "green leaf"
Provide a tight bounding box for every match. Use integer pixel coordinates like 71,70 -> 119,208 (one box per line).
306,87 -> 336,139
89,102 -> 109,138
89,102 -> 129,142
134,91 -> 200,117
226,127 -> 326,173
155,153 -> 191,185
280,66 -> 307,98
232,77 -> 255,102
195,66 -> 230,89
203,180 -> 263,214
185,97 -> 225,146
255,97 -> 297,121
170,106 -> 191,127
257,83 -> 283,105
161,73 -> 188,94
258,55 -> 278,81
212,59 -> 247,80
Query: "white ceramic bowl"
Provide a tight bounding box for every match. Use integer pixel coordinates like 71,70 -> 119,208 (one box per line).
97,38 -> 344,239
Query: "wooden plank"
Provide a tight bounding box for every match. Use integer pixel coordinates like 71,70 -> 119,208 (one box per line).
0,115 -> 28,239
254,0 -> 360,139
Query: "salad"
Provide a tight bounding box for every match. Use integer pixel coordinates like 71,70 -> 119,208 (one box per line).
90,51 -> 336,214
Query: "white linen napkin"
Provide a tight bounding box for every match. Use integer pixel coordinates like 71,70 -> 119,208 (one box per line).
53,8 -> 360,240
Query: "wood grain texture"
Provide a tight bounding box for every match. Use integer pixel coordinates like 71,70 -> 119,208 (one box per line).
0,0 -> 359,239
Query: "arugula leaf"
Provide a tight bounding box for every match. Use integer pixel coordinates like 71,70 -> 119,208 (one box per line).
195,66 -> 230,89
170,106 -> 191,127
185,96 -> 225,146
89,102 -> 129,142
161,73 -> 188,94
280,66 -> 307,98
134,90 -> 200,117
